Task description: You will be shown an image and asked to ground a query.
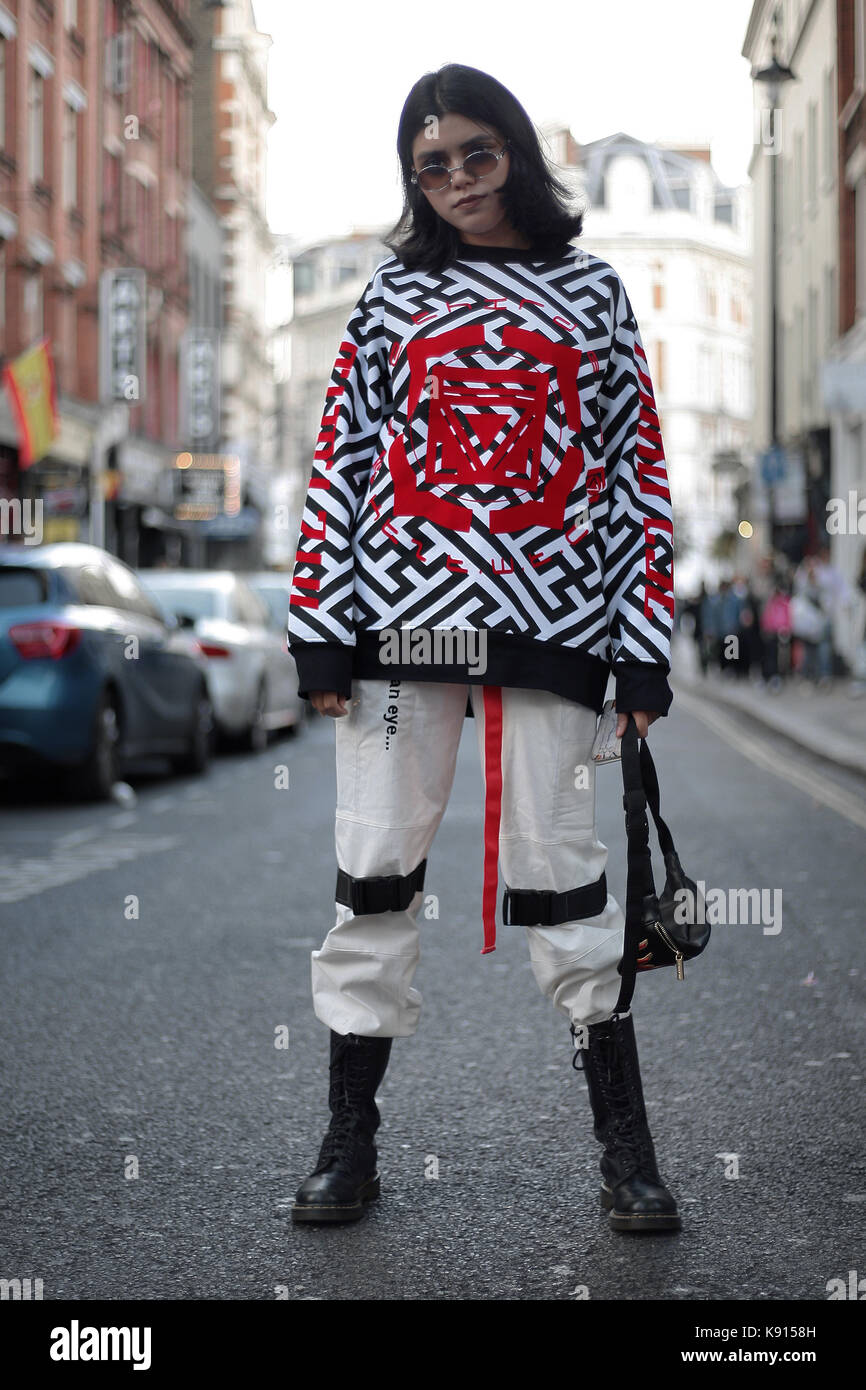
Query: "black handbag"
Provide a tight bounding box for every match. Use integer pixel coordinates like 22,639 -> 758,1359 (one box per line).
613,713 -> 709,1014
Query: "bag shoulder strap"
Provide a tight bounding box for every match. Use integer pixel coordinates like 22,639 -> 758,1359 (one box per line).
637,739 -> 675,858
615,716 -> 655,1014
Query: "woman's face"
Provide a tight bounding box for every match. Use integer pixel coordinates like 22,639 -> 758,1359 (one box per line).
409,111 -> 528,247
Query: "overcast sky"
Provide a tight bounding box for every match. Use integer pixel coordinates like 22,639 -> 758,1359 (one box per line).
252,0 -> 758,245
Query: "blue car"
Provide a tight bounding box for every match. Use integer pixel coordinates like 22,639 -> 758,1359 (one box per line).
0,542 -> 214,799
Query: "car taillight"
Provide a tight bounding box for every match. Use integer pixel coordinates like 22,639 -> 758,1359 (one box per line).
9,621 -> 82,659
197,642 -> 232,659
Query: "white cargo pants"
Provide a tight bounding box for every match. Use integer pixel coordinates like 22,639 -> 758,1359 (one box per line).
311,679 -> 626,1037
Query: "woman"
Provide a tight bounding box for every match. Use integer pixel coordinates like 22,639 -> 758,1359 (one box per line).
286,64 -> 679,1233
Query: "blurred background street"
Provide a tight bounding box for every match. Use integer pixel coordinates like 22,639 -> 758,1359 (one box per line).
0,0 -> 865,1305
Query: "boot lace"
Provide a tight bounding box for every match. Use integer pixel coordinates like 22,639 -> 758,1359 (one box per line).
579,1023 -> 659,1182
313,1035 -> 384,1174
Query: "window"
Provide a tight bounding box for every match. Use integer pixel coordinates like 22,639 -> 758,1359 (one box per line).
29,70 -> 44,181
652,340 -> 665,393
823,68 -> 834,184
856,175 -> 866,316
234,583 -> 268,628
142,586 -> 220,621
0,569 -> 47,607
24,274 -> 43,339
652,266 -> 665,310
0,38 -> 5,150
824,264 -> 836,347
142,182 -> 154,265
164,70 -> 177,166
105,31 -> 131,93
63,105 -> 78,208
856,0 -> 866,92
74,564 -> 118,608
104,557 -> 162,617
669,181 -> 691,211
808,286 -> 818,411
65,0 -> 78,27
104,151 -> 120,235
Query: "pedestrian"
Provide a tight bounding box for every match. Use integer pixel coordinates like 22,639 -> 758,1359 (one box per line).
286,64 -> 679,1233
759,582 -> 792,688
700,584 -> 722,675
731,572 -> 758,680
683,584 -> 706,674
717,578 -> 742,675
792,554 -> 834,685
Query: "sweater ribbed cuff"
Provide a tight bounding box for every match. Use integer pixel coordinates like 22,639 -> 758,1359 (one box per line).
613,661 -> 673,716
287,641 -> 354,701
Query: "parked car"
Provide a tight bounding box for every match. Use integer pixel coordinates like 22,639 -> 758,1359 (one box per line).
136,570 -> 304,748
246,570 -> 316,724
245,571 -> 292,635
0,543 -> 214,799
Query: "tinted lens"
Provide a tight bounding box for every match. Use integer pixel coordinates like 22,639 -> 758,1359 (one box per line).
417,164 -> 450,191
464,149 -> 499,177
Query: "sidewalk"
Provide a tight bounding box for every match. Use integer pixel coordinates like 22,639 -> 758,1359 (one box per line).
669,631 -> 866,777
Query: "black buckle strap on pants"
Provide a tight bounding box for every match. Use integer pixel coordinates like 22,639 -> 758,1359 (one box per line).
335,858 -> 428,916
502,872 -> 607,927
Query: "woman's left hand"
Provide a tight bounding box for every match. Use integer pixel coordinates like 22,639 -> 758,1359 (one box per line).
616,709 -> 661,739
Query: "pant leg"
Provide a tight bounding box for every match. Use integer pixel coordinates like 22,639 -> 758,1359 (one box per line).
470,684 -> 625,1027
311,678 -> 467,1038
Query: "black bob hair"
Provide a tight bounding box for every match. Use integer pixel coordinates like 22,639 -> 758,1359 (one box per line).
383,63 -> 585,273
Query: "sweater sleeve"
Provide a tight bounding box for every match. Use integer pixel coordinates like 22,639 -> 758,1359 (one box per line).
287,271 -> 391,700
598,272 -> 675,716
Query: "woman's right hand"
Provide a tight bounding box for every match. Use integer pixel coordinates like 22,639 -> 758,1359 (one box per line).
310,690 -> 349,717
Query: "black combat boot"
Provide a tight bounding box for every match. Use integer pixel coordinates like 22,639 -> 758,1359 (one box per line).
571,1012 -> 681,1232
292,1030 -> 393,1224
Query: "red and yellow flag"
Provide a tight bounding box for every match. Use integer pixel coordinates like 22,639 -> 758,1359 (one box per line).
3,337 -> 59,468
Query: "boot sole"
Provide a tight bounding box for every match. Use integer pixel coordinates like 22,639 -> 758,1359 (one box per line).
291,1173 -> 380,1224
600,1183 -> 682,1232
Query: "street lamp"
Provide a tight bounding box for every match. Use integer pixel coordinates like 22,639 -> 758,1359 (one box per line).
752,8 -> 796,565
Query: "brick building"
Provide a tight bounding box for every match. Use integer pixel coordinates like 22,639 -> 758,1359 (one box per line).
0,0 -> 196,559
188,0 -> 275,545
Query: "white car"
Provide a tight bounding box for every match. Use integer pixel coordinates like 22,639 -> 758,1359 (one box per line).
137,570 -> 304,748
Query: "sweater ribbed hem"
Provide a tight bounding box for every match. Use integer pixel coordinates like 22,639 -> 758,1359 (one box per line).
289,632 -> 673,718
352,629 -> 611,714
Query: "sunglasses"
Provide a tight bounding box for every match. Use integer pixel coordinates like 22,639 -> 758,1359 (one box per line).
410,143 -> 510,193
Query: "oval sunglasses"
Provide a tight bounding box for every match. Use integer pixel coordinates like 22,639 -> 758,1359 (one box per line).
410,143 -> 510,193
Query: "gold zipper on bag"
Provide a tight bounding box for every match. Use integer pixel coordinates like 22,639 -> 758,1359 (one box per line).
653,919 -> 686,980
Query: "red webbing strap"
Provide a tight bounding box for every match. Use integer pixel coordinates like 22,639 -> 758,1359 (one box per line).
481,685 -> 504,954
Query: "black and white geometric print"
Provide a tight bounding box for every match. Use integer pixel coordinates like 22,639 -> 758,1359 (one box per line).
288,246 -> 674,675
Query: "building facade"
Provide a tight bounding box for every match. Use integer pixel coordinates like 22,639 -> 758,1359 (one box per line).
745,0 -> 866,667
548,127 -> 753,596
188,0 -> 275,563
0,0 -> 197,559
101,0 -> 194,565
274,229 -> 390,570
0,0 -> 103,542
823,0 -> 866,663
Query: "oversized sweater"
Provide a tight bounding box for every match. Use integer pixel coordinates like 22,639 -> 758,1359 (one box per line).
286,240 -> 675,719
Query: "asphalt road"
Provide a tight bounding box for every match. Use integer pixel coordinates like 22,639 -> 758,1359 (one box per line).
1,692 -> 864,1301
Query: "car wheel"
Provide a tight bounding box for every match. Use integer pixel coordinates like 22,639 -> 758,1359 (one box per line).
72,690 -> 121,800
244,680 -> 268,752
172,687 -> 214,775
